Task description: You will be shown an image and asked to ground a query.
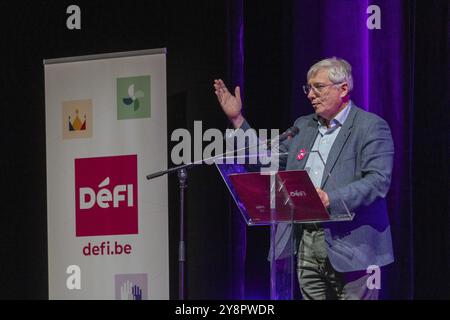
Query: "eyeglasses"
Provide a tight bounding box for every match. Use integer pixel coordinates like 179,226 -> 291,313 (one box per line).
302,82 -> 343,95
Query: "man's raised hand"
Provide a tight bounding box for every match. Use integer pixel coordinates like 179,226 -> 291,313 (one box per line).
213,79 -> 244,128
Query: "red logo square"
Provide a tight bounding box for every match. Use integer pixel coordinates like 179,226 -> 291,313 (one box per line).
75,155 -> 138,237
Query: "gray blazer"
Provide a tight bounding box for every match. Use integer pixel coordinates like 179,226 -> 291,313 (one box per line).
242,103 -> 395,272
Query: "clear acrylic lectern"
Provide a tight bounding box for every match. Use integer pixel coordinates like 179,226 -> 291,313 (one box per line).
214,153 -> 354,300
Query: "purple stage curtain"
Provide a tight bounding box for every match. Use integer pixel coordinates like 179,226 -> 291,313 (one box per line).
229,0 -> 415,299
292,0 -> 413,299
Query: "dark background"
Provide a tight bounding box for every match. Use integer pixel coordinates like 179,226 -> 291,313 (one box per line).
0,0 -> 447,299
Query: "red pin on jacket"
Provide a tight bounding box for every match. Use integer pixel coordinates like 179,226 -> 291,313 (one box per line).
297,148 -> 306,161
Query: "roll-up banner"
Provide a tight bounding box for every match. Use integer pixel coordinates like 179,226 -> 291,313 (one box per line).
44,49 -> 168,299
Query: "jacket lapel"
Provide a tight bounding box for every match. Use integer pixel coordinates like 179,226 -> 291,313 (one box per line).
297,116 -> 319,169
320,105 -> 358,188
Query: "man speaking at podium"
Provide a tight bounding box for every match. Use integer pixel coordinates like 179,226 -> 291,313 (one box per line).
213,57 -> 394,300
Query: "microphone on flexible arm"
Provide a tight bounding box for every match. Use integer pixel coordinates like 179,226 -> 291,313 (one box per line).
147,126 -> 300,179
278,126 -> 300,142
267,126 -> 300,151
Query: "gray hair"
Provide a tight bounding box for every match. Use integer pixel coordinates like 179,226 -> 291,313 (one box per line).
307,57 -> 353,91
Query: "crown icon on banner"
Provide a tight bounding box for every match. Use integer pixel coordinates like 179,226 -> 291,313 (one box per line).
68,109 -> 87,131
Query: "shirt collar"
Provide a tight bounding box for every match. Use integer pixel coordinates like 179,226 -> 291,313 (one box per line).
333,100 -> 352,125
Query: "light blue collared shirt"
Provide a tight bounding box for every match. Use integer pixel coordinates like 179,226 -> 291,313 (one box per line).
304,101 -> 353,188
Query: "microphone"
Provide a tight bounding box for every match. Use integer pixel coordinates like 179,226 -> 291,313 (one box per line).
277,126 -> 300,143
267,126 -> 299,151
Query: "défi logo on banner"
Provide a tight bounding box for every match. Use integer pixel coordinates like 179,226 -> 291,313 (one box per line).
79,177 -> 133,209
75,155 -> 138,237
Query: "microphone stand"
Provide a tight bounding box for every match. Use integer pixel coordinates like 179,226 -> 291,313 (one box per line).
146,162 -> 199,301
145,126 -> 298,300
177,168 -> 187,301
